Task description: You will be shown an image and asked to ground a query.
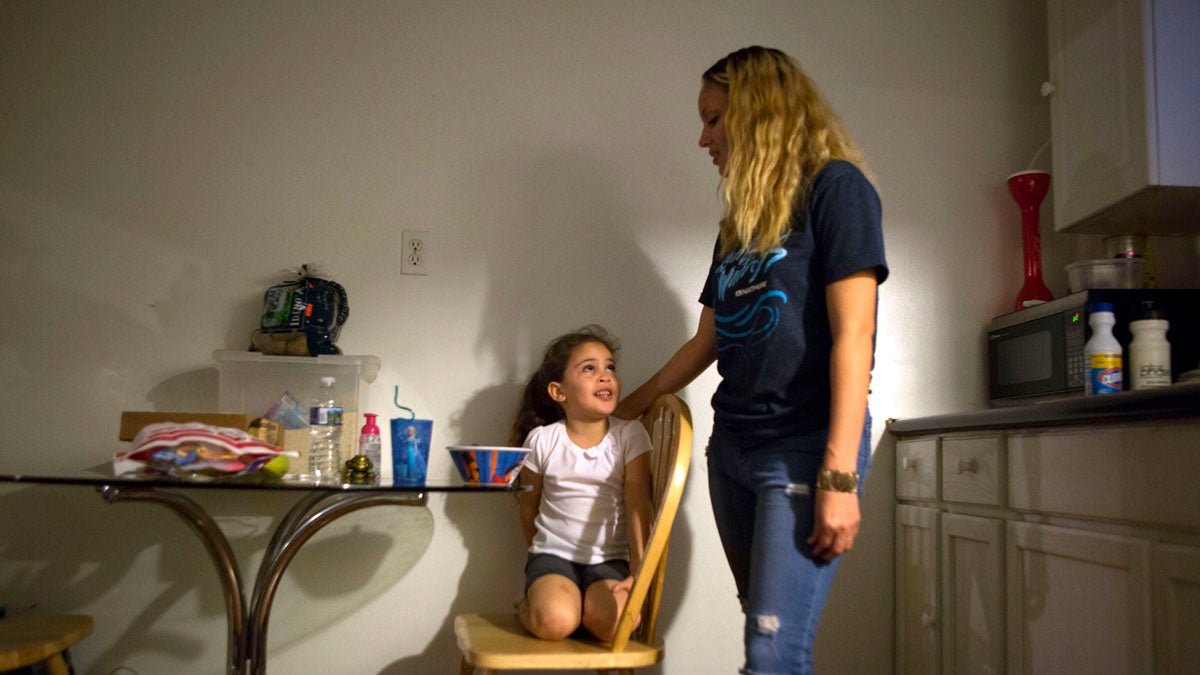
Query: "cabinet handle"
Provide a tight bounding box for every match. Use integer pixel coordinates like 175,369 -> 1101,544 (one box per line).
902,457 -> 916,471
921,612 -> 936,628
1040,81 -> 1056,96
956,458 -> 977,474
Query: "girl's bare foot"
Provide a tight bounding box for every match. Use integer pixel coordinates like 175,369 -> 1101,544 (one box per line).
515,595 -> 532,633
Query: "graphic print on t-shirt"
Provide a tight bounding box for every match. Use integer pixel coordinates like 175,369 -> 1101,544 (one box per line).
712,245 -> 788,353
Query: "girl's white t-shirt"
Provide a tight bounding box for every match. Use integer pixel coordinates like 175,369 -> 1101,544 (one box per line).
523,417 -> 652,564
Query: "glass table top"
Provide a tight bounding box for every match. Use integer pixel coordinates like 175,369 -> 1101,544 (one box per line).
0,471 -> 526,493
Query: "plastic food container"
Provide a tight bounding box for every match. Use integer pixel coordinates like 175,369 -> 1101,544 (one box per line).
1065,258 -> 1144,292
213,350 -> 381,472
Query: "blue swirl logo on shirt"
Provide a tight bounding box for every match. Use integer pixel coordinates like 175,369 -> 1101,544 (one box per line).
713,247 -> 789,350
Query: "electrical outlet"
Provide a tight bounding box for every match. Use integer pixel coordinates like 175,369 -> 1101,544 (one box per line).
401,230 -> 429,275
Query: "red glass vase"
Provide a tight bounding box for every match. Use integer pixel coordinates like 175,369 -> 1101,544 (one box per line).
1008,170 -> 1054,310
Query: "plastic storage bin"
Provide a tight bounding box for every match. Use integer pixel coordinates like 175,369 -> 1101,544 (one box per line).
214,350 -> 381,476
1065,258 -> 1144,292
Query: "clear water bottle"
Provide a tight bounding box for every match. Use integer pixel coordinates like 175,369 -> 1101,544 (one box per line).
1084,303 -> 1122,395
308,376 -> 343,484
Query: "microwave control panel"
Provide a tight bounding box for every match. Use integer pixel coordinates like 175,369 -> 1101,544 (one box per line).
1065,309 -> 1086,388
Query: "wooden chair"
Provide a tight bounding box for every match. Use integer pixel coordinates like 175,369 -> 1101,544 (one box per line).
455,394 -> 693,675
0,613 -> 93,675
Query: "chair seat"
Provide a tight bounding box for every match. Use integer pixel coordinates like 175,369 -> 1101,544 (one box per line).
455,613 -> 662,671
0,613 -> 93,671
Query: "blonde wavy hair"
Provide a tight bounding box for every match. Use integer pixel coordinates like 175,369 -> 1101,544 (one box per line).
704,46 -> 870,256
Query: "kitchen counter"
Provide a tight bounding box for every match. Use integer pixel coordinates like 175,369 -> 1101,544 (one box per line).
888,381 -> 1200,436
890,382 -> 1200,674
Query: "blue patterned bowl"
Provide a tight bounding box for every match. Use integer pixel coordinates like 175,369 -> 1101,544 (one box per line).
447,446 -> 529,485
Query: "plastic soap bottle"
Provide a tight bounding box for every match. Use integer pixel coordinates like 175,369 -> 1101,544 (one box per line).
308,376 -> 344,484
1129,302 -> 1171,390
1084,302 -> 1123,395
358,413 -> 382,484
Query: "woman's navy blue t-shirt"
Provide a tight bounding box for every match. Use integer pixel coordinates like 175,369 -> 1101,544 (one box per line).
699,159 -> 888,444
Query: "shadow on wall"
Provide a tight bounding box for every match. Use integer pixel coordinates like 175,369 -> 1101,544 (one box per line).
381,152 -> 698,674
469,149 -> 696,387
0,484 -> 433,673
1,207 -> 266,470
145,368 -> 220,412
814,424 -> 896,666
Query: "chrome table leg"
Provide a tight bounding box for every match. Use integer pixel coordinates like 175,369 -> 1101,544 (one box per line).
99,485 -> 248,675
99,485 -> 428,675
246,492 -> 427,675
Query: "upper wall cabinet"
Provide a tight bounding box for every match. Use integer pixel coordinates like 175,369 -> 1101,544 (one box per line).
1046,0 -> 1200,234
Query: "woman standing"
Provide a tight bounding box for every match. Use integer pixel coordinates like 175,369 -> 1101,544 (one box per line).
616,46 -> 887,674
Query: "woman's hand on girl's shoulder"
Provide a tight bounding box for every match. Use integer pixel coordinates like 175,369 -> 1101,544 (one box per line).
613,391 -> 650,420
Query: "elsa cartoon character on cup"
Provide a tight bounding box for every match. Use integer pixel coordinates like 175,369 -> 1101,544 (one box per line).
395,424 -> 427,483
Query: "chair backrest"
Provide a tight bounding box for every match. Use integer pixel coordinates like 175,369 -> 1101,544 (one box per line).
609,394 -> 693,652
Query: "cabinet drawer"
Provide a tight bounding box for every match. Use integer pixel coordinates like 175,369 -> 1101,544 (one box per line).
897,438 -> 938,501
1008,422 -> 1200,530
942,435 -> 1004,507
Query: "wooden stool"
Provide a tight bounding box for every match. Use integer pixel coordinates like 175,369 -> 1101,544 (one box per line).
0,614 -> 93,675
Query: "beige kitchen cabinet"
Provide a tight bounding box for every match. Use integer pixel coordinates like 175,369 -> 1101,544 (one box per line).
1045,0 -> 1200,234
895,437 -> 942,674
896,433 -> 1006,675
938,434 -> 1006,675
1007,423 -> 1200,530
940,435 -> 1003,508
1153,544 -> 1200,673
896,438 -> 938,501
896,504 -> 940,675
891,417 -> 1200,674
1006,522 -> 1153,674
942,514 -> 1005,675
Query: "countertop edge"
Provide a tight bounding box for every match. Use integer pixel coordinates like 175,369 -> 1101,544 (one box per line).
887,382 -> 1200,436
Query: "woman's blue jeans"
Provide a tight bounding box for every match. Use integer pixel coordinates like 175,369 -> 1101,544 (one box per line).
706,414 -> 872,675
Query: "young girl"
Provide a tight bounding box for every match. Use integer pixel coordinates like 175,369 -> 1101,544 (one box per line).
510,324 -> 654,643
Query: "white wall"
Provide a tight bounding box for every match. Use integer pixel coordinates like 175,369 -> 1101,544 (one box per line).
0,1 -> 1053,673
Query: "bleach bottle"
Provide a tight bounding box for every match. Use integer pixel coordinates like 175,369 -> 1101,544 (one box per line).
1084,302 -> 1122,395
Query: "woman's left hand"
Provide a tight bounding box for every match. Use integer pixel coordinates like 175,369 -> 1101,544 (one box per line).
807,489 -> 861,561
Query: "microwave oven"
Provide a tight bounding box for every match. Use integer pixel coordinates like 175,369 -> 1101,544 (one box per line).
988,289 -> 1200,405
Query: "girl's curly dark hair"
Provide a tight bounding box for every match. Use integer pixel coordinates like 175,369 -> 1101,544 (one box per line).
509,324 -> 621,446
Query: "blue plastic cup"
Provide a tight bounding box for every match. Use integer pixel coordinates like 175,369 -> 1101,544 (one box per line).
390,418 -> 432,486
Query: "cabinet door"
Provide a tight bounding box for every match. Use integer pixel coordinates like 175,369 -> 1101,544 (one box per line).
1047,0 -> 1200,233
1007,522 -> 1153,674
1047,0 -> 1149,231
1153,544 -> 1200,675
942,514 -> 1005,675
897,505 -> 940,675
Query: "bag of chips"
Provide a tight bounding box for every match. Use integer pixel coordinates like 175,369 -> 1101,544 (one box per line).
115,422 -> 296,478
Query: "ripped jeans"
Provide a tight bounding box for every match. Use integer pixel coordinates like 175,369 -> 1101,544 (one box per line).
706,415 -> 872,675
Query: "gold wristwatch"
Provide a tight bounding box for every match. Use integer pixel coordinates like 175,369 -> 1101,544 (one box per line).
816,468 -> 859,494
